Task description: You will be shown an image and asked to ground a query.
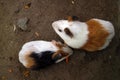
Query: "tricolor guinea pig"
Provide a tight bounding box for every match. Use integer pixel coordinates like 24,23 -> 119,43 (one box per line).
52,16 -> 115,52
19,40 -> 73,70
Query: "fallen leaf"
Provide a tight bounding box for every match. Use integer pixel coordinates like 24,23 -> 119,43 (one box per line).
2,76 -> 6,80
24,3 -> 31,9
8,69 -> 13,73
23,70 -> 30,77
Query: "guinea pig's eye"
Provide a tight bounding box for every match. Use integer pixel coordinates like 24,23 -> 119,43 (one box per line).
58,29 -> 62,32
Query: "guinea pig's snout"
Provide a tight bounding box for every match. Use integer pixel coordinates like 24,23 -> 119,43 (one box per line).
52,21 -> 57,28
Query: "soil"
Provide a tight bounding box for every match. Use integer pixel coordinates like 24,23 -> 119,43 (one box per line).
0,0 -> 120,80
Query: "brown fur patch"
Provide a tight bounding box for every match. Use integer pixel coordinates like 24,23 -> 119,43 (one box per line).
52,40 -> 63,49
68,16 -> 73,22
82,19 -> 109,51
24,52 -> 35,68
64,28 -> 73,38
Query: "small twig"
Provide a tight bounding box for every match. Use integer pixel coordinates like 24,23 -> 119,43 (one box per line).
35,32 -> 39,37
13,24 -> 16,32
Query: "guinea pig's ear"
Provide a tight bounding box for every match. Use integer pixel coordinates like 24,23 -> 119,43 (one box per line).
64,28 -> 73,38
67,16 -> 79,22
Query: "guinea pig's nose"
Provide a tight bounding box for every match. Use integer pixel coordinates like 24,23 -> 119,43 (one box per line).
52,21 -> 57,28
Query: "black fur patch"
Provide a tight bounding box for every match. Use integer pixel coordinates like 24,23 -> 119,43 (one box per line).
30,51 -> 56,70
71,16 -> 79,21
64,28 -> 73,38
67,16 -> 79,21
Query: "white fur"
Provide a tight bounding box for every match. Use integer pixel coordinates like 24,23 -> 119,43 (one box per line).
19,40 -> 73,66
52,20 -> 89,49
93,19 -> 115,50
52,19 -> 115,50
19,41 -> 58,67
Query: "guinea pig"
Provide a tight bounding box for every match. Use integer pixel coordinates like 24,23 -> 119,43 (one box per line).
19,40 -> 73,70
52,16 -> 115,52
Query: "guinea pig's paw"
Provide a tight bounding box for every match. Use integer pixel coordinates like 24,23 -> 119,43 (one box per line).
52,50 -> 62,58
52,50 -> 69,62
53,50 -> 69,58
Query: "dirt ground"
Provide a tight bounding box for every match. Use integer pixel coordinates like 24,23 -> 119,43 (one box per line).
0,0 -> 120,80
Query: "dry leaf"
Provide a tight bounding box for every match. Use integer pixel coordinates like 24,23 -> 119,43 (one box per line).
23,70 -> 30,77
8,69 -> 13,73
24,3 -> 31,9
2,76 -> 6,80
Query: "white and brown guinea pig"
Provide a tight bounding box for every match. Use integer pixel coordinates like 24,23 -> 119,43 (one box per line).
19,40 -> 73,70
52,16 -> 115,52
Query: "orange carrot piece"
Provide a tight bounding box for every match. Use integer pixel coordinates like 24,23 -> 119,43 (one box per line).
65,56 -> 69,63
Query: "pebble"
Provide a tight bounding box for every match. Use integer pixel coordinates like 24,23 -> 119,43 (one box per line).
71,0 -> 75,4
17,17 -> 29,30
14,8 -> 20,13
